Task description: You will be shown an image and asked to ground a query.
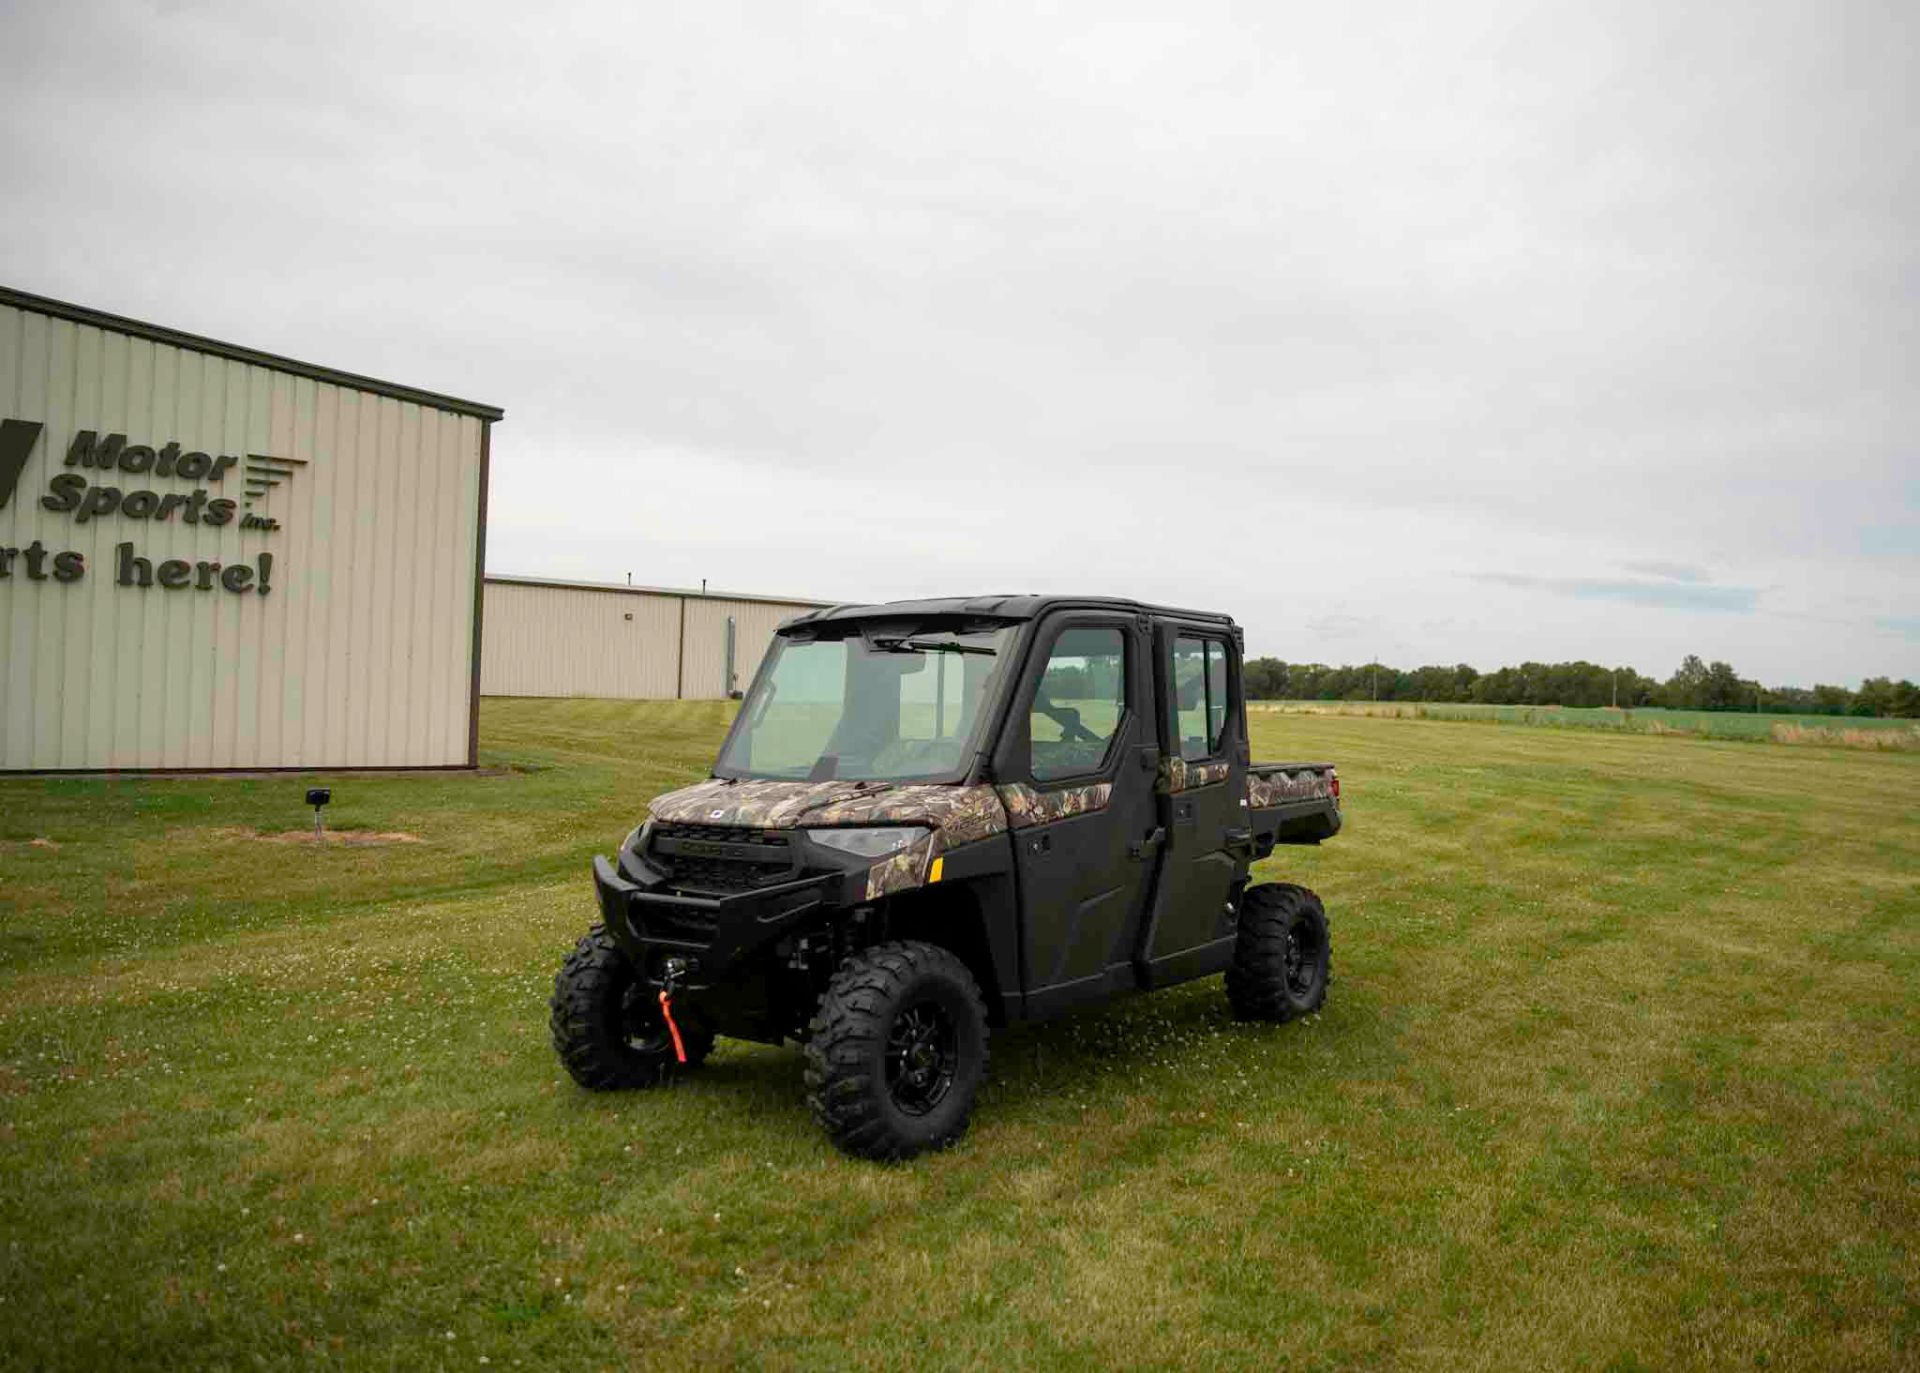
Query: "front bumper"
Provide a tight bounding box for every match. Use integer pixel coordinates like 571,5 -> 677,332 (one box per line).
591,854 -> 859,983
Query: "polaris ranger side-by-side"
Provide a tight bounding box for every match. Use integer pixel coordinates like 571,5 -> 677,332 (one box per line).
551,595 -> 1341,1159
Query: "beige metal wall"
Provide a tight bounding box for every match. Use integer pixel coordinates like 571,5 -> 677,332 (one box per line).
0,296 -> 490,770
682,595 -> 814,698
480,578 -> 827,700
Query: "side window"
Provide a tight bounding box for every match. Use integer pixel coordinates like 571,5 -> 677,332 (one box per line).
1171,635 -> 1231,761
1029,626 -> 1126,782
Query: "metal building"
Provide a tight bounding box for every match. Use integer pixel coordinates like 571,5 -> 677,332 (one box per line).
0,286 -> 501,771
480,575 -> 830,700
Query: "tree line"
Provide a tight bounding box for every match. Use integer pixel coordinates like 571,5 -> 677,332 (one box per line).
1243,654 -> 1920,718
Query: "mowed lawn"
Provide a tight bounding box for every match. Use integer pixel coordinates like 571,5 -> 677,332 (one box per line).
1,701 -> 1915,1371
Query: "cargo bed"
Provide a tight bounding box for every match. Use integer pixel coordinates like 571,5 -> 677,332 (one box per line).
1245,761 -> 1341,854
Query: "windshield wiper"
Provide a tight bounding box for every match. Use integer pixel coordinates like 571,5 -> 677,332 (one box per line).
868,636 -> 995,656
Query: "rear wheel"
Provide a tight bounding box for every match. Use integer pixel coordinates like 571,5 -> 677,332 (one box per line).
550,926 -> 713,1089
1226,883 -> 1331,1022
804,941 -> 989,1161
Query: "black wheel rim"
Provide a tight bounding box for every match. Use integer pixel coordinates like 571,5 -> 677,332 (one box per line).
886,999 -> 958,1116
1283,921 -> 1322,997
616,980 -> 672,1056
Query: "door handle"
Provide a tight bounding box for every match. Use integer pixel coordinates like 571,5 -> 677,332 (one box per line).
1128,827 -> 1166,860
1026,833 -> 1051,856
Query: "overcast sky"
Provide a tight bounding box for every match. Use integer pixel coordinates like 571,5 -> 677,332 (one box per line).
4,0 -> 1914,684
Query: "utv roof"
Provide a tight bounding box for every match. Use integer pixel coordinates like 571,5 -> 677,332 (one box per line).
779,594 -> 1235,631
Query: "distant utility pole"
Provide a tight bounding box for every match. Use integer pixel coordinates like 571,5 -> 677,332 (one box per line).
1612,668 -> 1618,709
1372,660 -> 1379,702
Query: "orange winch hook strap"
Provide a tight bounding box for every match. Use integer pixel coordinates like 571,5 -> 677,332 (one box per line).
658,988 -> 688,1064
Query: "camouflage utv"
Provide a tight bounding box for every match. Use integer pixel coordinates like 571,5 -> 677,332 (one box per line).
552,596 -> 1340,1159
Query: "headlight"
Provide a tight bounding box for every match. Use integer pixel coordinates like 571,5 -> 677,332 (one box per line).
806,826 -> 928,858
622,818 -> 654,853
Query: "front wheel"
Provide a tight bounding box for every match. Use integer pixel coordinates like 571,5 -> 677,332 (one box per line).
804,941 -> 989,1161
1226,883 -> 1331,1022
550,926 -> 713,1089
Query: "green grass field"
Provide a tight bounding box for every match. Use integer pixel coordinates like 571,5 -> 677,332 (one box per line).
1255,699 -> 1920,748
2,701 -> 1916,1370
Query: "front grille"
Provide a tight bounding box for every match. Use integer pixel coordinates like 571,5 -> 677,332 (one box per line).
644,905 -> 718,943
649,823 -> 797,895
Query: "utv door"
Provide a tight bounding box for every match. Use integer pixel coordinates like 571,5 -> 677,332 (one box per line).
993,613 -> 1160,1017
1137,625 -> 1247,983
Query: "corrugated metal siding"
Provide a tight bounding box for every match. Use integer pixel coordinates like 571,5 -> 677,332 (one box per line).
0,302 -> 485,769
680,596 -> 806,697
479,582 -> 682,698
479,581 -> 820,700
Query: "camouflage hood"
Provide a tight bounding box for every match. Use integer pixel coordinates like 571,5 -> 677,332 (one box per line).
647,777 -> 1011,903
648,777 -> 1007,841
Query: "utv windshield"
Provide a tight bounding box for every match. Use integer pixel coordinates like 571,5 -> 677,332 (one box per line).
716,623 -> 1018,782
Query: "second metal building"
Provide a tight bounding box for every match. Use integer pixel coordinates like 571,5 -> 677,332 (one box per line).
479,575 -> 829,700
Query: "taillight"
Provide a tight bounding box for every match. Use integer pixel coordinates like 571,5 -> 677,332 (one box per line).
1330,770 -> 1341,803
